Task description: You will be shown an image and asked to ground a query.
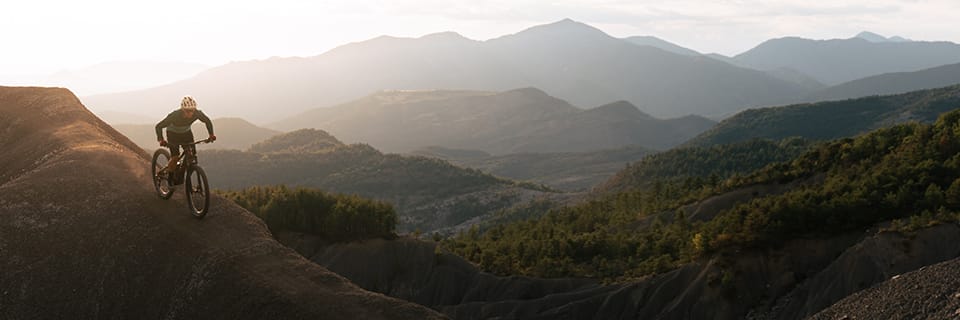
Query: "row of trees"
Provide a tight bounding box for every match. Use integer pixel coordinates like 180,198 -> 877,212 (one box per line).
444,110 -> 960,282
219,185 -> 397,242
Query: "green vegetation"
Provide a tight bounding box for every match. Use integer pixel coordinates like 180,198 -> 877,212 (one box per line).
202,129 -> 551,232
445,109 -> 960,282
219,185 -> 397,242
687,85 -> 960,147
598,138 -> 811,194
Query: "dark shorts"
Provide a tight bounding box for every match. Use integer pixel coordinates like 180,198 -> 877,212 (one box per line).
166,130 -> 195,157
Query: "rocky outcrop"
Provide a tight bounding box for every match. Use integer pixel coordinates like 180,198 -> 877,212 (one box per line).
0,86 -> 444,319
810,253 -> 960,319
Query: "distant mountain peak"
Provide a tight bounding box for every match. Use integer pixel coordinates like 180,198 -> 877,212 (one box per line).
888,36 -> 912,42
504,87 -> 550,96
855,31 -> 912,43
505,18 -> 612,41
420,31 -> 472,41
587,100 -> 652,119
248,128 -> 345,154
855,31 -> 888,42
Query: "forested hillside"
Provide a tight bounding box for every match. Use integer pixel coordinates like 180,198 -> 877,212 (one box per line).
445,109 -> 960,281
202,129 -> 555,232
688,85 -> 960,146
220,186 -> 397,242
597,138 -> 811,194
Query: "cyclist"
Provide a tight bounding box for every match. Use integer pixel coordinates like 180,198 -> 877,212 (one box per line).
155,96 -> 216,175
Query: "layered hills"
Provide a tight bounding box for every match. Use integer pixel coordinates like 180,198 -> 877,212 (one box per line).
440,106 -> 960,319
809,62 -> 960,102
83,19 -> 807,120
414,145 -> 654,192
0,86 -> 443,319
687,84 -> 960,147
271,88 -> 716,154
199,129 -> 562,232
732,33 -> 960,85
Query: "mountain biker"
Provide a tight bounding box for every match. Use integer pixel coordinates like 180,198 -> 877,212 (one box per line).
155,96 -> 216,173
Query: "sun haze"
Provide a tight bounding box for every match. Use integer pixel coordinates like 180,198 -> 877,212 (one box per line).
2,0 -> 958,76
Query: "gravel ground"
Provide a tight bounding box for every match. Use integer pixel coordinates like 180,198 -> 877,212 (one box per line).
810,257 -> 960,320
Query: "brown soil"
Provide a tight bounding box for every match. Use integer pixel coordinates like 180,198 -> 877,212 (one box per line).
0,86 -> 445,319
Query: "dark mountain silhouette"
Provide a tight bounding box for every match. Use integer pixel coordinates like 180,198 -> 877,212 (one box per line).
733,35 -> 960,85
199,129 -> 562,232
82,19 -> 808,121
623,36 -> 700,56
686,85 -> 960,147
414,145 -> 654,192
0,86 -> 443,319
271,88 -> 715,154
810,62 -> 960,101
113,117 -> 281,150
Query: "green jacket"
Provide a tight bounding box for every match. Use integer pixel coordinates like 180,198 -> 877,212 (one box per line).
155,109 -> 214,141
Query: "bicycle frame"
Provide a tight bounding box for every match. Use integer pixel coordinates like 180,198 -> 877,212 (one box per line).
173,139 -> 211,170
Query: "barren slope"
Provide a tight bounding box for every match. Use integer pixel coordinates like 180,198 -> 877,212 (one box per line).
0,86 -> 444,319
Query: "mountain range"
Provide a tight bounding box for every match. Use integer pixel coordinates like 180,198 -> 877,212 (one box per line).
413,145 -> 654,192
808,62 -> 960,102
730,33 -> 960,85
82,19 -> 810,121
270,87 -> 715,154
81,26 -> 960,125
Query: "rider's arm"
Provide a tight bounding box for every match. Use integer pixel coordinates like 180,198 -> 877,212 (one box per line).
155,113 -> 174,141
197,110 -> 214,136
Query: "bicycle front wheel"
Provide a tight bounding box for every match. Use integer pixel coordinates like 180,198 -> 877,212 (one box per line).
152,149 -> 174,199
185,165 -> 210,218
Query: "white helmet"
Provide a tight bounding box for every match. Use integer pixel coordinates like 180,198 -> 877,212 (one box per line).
180,96 -> 197,110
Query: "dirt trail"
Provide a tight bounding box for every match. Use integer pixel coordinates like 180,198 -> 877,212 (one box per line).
0,86 -> 445,319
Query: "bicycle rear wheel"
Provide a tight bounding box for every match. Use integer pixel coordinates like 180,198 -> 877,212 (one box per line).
152,149 -> 174,199
185,165 -> 210,218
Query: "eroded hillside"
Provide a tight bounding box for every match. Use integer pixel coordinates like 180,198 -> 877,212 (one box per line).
0,86 -> 443,319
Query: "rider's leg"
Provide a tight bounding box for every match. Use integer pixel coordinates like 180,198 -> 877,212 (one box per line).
165,146 -> 181,172
165,133 -> 184,171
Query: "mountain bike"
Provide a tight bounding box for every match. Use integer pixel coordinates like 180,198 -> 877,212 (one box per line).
152,139 -> 212,218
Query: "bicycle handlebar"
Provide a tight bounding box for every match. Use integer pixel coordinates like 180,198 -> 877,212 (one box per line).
181,139 -> 213,146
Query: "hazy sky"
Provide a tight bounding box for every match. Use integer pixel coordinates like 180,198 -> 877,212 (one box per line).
3,0 -> 958,75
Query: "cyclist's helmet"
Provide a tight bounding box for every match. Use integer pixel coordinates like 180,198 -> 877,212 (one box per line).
181,96 -> 197,110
